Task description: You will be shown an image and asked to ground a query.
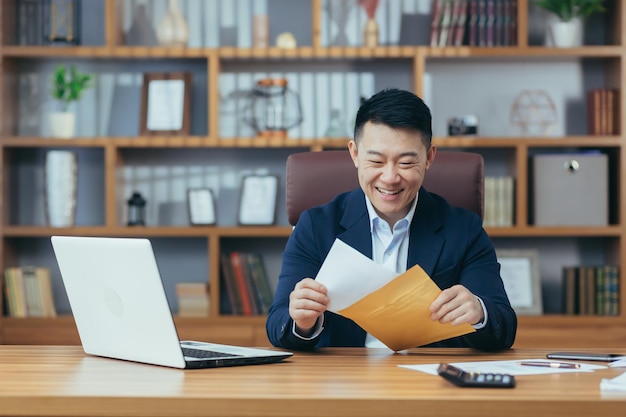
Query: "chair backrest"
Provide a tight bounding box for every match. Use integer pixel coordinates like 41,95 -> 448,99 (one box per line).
286,150 -> 484,226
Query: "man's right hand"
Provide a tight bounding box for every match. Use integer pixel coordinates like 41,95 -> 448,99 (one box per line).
289,278 -> 329,337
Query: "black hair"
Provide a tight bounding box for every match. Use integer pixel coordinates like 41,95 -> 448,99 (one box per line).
353,88 -> 432,148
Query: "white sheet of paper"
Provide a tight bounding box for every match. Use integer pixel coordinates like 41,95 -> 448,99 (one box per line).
400,359 -> 606,376
601,371 -> 626,391
315,239 -> 398,312
609,358 -> 626,368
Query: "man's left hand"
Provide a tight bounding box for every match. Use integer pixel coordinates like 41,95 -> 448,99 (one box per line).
429,285 -> 484,326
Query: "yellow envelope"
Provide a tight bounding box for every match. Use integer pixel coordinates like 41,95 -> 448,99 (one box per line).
338,263 -> 475,351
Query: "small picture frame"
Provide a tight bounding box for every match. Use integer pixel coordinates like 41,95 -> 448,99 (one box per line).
187,188 -> 216,226
140,72 -> 192,136
496,249 -> 543,316
238,175 -> 278,225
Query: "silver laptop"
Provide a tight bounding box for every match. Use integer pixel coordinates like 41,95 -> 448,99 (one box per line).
51,236 -> 292,369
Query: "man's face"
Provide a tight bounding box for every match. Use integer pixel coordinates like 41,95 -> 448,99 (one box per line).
348,121 -> 436,226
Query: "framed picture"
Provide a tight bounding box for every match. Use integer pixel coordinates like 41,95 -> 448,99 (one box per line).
496,249 -> 543,315
187,188 -> 216,225
238,175 -> 278,225
140,72 -> 192,136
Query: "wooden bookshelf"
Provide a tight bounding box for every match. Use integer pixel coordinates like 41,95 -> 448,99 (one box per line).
0,0 -> 624,348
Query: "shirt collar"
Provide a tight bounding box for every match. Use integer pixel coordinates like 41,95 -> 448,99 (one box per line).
365,191 -> 419,230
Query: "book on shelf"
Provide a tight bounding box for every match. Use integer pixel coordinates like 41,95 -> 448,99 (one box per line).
220,252 -> 242,315
230,251 -> 256,316
3,266 -> 56,318
176,282 -> 210,317
429,0 -> 445,47
483,175 -> 514,227
221,251 -> 274,316
562,265 -> 620,316
587,88 -> 619,135
219,251 -> 274,316
245,253 -> 274,315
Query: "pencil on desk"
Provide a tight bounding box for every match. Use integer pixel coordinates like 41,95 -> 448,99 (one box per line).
519,361 -> 580,369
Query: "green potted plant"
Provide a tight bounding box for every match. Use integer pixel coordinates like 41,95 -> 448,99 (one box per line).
534,0 -> 606,47
50,65 -> 93,138
535,0 -> 606,21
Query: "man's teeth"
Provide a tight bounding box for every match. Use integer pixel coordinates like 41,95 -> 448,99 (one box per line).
377,188 -> 401,195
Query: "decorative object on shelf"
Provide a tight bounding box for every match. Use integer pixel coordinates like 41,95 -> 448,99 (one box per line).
49,64 -> 93,138
125,2 -> 158,46
156,0 -> 189,47
127,191 -> 146,226
42,0 -> 80,44
44,150 -> 77,227
325,0 -> 356,46
276,32 -> 297,48
243,78 -> 303,137
252,14 -> 269,48
447,115 -> 479,136
238,175 -> 278,226
187,188 -> 216,225
140,72 -> 192,136
535,0 -> 606,47
496,250 -> 543,316
16,0 -> 45,45
358,0 -> 379,47
509,90 -> 557,136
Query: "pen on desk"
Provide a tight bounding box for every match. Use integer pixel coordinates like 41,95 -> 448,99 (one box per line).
519,361 -> 580,369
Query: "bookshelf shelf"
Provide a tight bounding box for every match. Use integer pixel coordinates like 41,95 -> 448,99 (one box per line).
1,0 -> 624,348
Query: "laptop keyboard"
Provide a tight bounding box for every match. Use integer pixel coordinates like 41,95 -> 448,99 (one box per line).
182,347 -> 241,359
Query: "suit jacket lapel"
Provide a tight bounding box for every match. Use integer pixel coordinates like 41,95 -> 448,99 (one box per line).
408,189 -> 444,276
337,189 -> 372,259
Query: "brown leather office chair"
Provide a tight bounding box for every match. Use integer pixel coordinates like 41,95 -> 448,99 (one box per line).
286,150 -> 484,226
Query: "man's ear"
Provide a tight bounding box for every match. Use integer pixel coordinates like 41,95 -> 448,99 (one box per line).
348,140 -> 359,168
425,145 -> 437,170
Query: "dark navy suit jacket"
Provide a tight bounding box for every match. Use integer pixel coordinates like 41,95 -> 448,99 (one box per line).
266,187 -> 517,351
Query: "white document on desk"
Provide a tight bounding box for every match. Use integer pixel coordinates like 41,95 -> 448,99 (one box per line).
315,239 -> 474,352
400,359 -> 606,376
609,358 -> 626,368
601,371 -> 626,391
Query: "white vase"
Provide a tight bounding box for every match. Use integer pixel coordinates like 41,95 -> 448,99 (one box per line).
49,111 -> 75,138
156,0 -> 189,47
547,17 -> 583,48
44,151 -> 78,228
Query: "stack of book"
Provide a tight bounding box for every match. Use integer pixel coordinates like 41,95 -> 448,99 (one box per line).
483,176 -> 514,227
562,265 -> 620,316
4,266 -> 57,317
587,89 -> 620,135
176,283 -> 210,317
220,251 -> 274,316
430,0 -> 517,48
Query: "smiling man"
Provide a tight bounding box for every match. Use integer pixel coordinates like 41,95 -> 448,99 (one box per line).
266,88 -> 517,351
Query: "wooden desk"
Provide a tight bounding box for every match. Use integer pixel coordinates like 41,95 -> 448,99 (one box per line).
0,346 -> 625,417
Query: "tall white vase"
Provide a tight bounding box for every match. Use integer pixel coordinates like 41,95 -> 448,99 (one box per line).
156,0 -> 189,47
44,150 -> 77,227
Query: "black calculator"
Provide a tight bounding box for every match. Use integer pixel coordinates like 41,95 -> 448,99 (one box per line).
437,363 -> 515,388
